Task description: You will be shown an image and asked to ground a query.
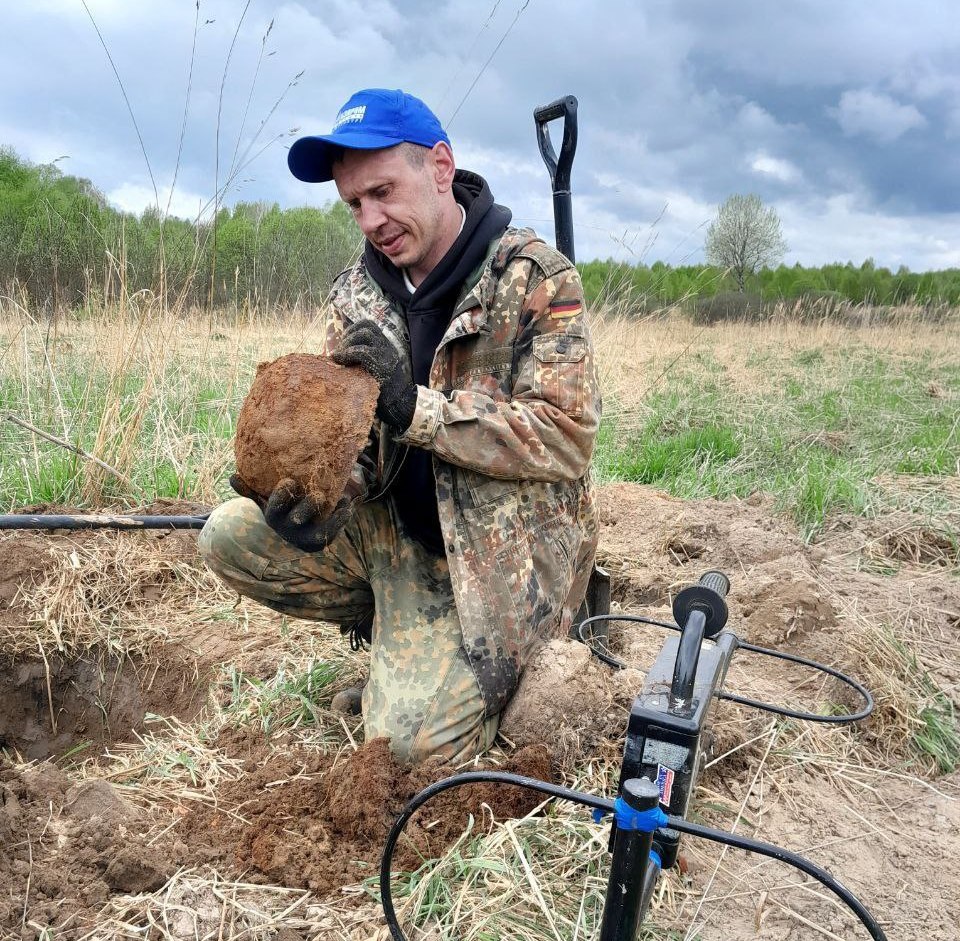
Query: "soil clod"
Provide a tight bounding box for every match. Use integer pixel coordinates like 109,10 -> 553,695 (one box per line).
234,353 -> 378,513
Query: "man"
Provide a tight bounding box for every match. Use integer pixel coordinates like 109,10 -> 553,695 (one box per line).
199,88 -> 600,763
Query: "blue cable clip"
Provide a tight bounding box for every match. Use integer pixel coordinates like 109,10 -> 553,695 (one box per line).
591,798 -> 669,833
614,795 -> 669,832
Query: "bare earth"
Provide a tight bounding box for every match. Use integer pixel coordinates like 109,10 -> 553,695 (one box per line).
1,483 -> 958,940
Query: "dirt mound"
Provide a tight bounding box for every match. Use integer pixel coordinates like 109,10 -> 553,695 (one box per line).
591,485 -> 848,715
179,735 -> 554,895
820,508 -> 960,570
1,758 -> 184,938
500,638 -> 645,757
588,483 -> 959,754
234,353 -> 378,513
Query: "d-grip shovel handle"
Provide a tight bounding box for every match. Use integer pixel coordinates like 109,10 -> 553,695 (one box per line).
534,95 -> 578,192
534,95 -> 578,262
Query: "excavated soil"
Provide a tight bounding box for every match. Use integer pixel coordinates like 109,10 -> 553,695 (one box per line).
178,733 -> 554,896
0,760 -> 185,937
234,353 -> 378,513
0,483 -> 958,939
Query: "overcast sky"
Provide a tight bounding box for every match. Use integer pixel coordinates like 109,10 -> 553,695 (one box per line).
4,0 -> 960,269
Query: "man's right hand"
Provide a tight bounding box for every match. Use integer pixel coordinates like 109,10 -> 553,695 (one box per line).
229,474 -> 352,553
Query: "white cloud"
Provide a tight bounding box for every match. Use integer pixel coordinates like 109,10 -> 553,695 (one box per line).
750,152 -> 802,184
3,1 -> 960,272
107,180 -> 211,221
831,89 -> 926,142
782,191 -> 960,268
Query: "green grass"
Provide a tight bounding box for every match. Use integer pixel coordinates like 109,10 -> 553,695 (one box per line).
915,688 -> 960,774
598,422 -> 742,490
598,336 -> 960,539
880,629 -> 960,773
2,314 -> 958,544
222,659 -> 342,736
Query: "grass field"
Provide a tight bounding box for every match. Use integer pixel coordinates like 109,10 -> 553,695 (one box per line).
2,302 -> 958,541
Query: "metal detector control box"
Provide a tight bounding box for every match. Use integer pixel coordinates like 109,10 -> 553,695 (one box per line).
615,631 -> 738,868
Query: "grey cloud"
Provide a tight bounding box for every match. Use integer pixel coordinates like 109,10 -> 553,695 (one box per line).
3,0 -> 960,269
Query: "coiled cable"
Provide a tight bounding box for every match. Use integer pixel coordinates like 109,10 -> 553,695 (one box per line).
379,770 -> 888,941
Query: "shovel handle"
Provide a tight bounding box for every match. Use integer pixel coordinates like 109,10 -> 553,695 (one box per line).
534,95 -> 578,193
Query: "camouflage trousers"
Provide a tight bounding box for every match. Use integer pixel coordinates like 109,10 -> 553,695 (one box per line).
198,496 -> 499,763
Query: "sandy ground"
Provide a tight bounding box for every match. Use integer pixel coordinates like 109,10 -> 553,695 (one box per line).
1,483 -> 958,940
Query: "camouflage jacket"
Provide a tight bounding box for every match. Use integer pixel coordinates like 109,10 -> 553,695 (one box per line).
322,226 -> 600,715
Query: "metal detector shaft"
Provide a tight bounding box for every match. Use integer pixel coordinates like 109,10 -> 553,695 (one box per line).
0,514 -> 208,530
534,94 -> 578,262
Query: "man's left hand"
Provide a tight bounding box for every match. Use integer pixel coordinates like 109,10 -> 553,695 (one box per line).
332,320 -> 418,431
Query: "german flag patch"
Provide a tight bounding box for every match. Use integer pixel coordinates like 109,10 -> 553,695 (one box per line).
549,300 -> 582,319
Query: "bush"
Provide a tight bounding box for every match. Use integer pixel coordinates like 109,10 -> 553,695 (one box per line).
691,291 -> 765,324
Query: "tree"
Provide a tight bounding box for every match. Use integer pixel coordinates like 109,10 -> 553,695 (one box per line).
705,194 -> 787,291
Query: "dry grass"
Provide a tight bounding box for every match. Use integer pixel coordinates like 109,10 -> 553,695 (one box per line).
591,306 -> 960,431
3,534 -> 231,658
87,713 -> 246,813
79,868 -> 381,941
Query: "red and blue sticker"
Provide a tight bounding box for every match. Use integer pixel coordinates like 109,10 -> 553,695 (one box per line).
655,765 -> 674,808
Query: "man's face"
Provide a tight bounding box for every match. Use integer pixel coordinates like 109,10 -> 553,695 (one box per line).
333,144 -> 450,275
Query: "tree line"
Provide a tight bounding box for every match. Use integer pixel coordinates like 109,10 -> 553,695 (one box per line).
0,147 -> 359,312
579,257 -> 960,311
2,148 -> 958,313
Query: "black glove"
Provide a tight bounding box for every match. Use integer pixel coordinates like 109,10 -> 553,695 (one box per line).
331,320 -> 418,431
229,474 -> 352,553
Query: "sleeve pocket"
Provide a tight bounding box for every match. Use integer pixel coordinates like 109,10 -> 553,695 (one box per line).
532,334 -> 587,416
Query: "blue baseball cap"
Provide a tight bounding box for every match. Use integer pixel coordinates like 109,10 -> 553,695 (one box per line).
288,88 -> 451,183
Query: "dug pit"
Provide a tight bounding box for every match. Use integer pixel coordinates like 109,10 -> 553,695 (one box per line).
0,651 -> 204,760
234,353 -> 378,513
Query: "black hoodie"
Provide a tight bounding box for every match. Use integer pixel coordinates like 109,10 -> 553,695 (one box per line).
364,170 -> 512,553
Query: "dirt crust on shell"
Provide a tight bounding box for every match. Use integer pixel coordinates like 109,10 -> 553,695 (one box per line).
234,353 -> 378,514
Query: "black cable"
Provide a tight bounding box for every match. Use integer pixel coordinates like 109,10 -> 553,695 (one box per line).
576,614 -> 874,723
379,771 -> 888,941
576,613 -> 677,668
0,514 -> 209,530
380,772 -> 612,941
718,639 -> 874,722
